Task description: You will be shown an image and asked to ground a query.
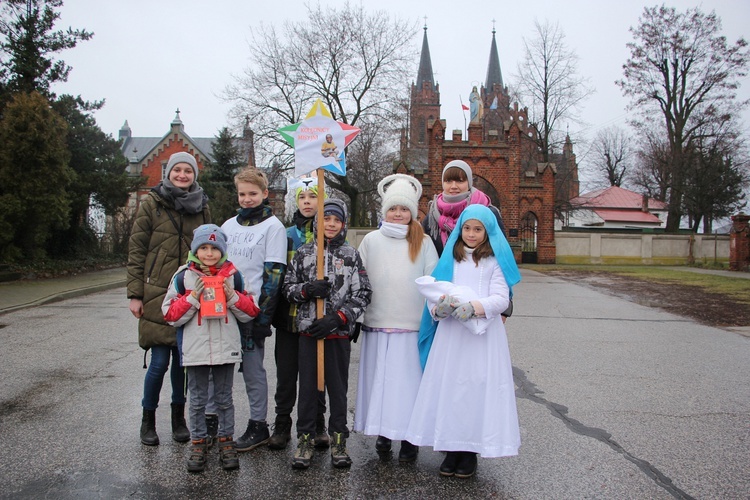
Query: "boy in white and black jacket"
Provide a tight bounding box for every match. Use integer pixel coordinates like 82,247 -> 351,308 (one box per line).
283,198 -> 372,469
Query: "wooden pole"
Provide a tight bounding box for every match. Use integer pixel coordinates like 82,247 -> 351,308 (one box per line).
315,168 -> 326,392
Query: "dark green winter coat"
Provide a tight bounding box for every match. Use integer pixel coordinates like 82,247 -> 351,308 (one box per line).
127,190 -> 210,349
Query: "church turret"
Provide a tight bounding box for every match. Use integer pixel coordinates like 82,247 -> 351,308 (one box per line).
416,25 -> 435,91
485,28 -> 503,91
481,26 -> 510,136
408,24 -> 440,159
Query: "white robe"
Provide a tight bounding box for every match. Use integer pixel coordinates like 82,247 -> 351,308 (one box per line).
353,229 -> 438,439
405,255 -> 520,457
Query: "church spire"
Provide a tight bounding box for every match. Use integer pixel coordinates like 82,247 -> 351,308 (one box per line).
485,26 -> 503,91
416,24 -> 435,91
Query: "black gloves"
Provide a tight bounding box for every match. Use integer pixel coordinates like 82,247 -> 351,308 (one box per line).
252,324 -> 272,339
308,313 -> 344,339
350,322 -> 362,343
501,299 -> 514,318
302,278 -> 332,299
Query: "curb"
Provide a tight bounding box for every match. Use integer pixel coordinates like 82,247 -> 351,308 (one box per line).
0,280 -> 126,315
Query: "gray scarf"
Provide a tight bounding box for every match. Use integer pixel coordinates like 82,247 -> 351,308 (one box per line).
158,179 -> 207,214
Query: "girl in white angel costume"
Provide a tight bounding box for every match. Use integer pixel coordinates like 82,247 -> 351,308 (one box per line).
354,174 -> 438,462
406,204 -> 522,478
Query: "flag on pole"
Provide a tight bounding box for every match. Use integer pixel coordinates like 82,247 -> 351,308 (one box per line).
462,104 -> 469,111
278,99 -> 361,177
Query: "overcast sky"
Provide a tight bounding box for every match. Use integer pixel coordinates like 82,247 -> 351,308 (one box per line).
53,0 -> 750,181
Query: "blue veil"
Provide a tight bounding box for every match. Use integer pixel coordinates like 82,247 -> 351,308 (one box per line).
417,204 -> 521,370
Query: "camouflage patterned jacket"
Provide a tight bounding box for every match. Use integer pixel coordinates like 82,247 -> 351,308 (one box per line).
282,202 -> 372,339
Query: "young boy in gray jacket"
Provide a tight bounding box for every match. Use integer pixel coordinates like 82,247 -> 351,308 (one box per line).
162,224 -> 259,473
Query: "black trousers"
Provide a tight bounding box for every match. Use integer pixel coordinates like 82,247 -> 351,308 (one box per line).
297,335 -> 350,436
273,325 -> 326,421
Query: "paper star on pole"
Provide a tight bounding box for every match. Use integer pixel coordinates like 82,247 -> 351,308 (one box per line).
278,99 -> 361,177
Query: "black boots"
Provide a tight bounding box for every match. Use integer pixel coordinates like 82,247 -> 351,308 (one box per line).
236,419 -> 270,451
398,440 -> 419,463
171,404 -> 190,443
454,452 -> 478,478
268,415 -> 293,450
314,414 -> 330,449
375,435 -> 392,452
140,409 -> 159,446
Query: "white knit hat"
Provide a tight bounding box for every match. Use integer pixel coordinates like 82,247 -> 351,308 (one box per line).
378,174 -> 422,219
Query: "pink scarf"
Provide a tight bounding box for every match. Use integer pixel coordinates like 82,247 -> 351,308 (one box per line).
434,189 -> 491,245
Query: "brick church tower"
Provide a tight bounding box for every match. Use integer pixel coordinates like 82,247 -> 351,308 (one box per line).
397,26 -> 560,264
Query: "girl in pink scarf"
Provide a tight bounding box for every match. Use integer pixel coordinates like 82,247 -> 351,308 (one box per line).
423,160 -> 504,255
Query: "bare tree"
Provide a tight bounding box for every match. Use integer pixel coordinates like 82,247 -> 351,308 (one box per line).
589,126 -> 632,188
616,5 -> 750,231
223,3 -> 416,226
632,127 -> 671,202
513,19 -> 594,162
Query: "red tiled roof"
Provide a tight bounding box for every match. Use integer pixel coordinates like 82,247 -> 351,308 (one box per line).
594,209 -> 663,224
570,186 -> 668,210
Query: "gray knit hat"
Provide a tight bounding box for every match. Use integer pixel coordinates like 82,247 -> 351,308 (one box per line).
191,224 -> 227,257
166,152 -> 199,179
442,160 -> 473,190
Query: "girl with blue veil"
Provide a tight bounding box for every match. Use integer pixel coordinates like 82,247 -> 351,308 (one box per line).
406,204 -> 521,479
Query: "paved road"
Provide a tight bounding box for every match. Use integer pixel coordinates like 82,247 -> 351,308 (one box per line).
0,269 -> 748,498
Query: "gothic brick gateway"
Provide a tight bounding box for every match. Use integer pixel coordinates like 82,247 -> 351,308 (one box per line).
395,26 -> 568,264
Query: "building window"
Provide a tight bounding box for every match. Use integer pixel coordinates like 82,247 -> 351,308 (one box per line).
162,162 -> 167,180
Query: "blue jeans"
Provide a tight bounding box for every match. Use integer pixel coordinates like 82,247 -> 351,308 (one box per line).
142,345 -> 186,410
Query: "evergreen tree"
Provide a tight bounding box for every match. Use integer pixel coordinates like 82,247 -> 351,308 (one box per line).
0,91 -> 72,260
47,95 -> 135,257
202,127 -> 243,223
0,0 -> 92,104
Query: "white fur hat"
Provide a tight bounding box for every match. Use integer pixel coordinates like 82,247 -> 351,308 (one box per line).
378,174 -> 422,219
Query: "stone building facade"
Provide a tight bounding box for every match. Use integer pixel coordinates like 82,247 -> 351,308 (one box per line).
397,27 -> 566,264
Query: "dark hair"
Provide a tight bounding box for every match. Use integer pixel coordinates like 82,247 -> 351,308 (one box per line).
452,221 -> 494,265
442,167 -> 469,184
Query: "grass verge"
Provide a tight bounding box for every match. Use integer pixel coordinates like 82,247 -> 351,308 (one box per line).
527,264 -> 750,306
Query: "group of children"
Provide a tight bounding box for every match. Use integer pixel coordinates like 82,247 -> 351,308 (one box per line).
133,152 -> 521,478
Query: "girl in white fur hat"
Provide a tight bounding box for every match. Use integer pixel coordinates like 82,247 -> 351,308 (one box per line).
353,174 -> 439,462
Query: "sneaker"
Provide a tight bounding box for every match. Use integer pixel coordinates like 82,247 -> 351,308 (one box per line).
236,419 -> 270,452
314,416 -> 330,449
398,440 -> 418,463
292,434 -> 314,469
375,435 -> 392,452
268,417 -> 293,450
218,436 -> 240,471
330,432 -> 352,468
187,438 -> 208,473
205,414 -> 219,448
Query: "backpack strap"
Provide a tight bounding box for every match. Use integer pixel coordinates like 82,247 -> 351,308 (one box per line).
174,268 -> 188,295
175,266 -> 243,295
